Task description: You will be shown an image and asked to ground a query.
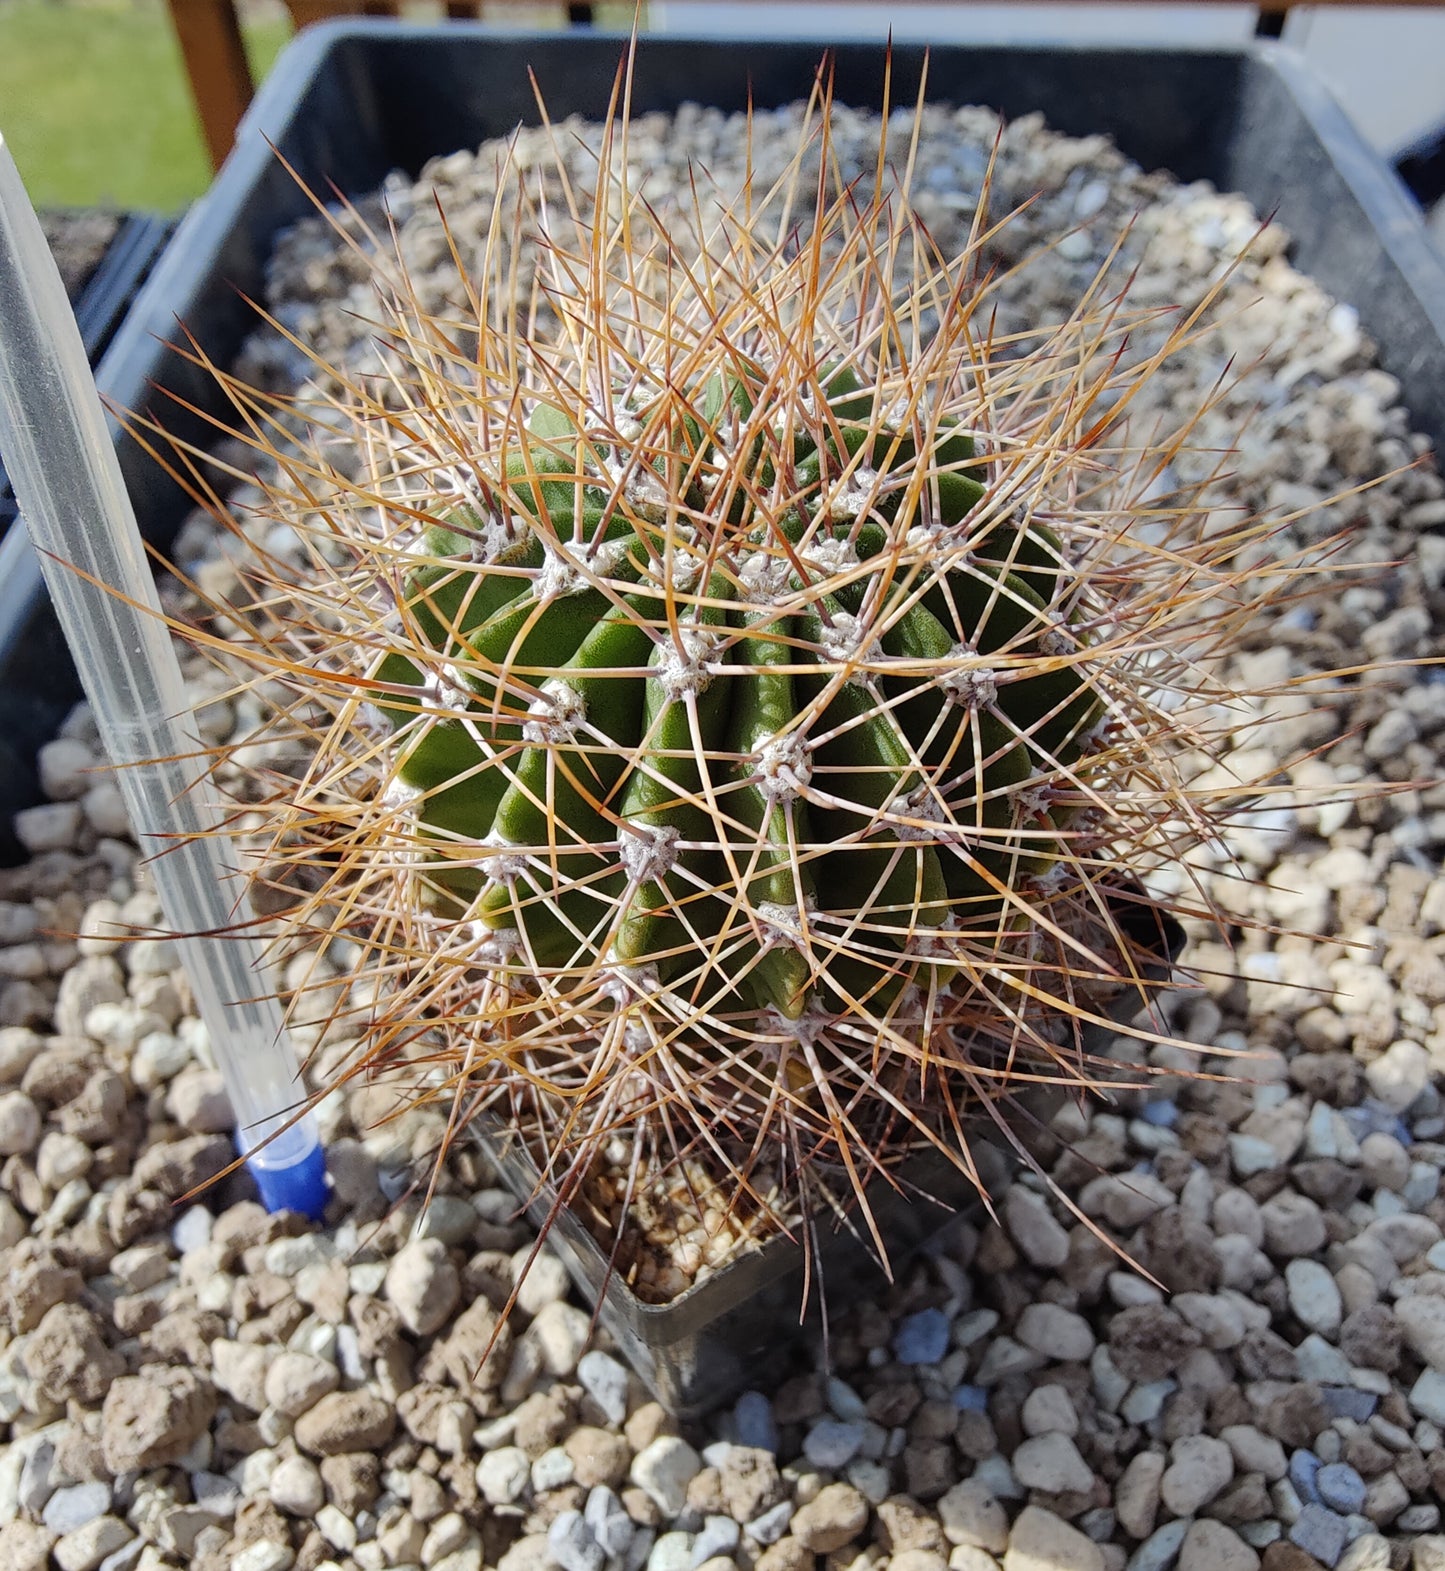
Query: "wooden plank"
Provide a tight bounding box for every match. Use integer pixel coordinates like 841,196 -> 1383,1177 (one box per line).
286,1 -> 399,26
164,0 -> 255,172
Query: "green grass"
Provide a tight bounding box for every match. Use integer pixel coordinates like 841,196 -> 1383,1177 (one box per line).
0,0 -> 290,211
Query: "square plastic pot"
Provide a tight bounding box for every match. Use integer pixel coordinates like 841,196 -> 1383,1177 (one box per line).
478,894 -> 1183,1417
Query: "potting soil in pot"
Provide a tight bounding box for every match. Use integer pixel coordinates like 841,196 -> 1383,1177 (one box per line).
1,99 -> 1445,1570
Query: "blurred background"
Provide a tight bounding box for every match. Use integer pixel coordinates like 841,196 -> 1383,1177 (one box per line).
0,1 -> 1441,222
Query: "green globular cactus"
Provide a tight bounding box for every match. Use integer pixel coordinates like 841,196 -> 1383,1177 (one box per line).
174,80 -> 1316,1291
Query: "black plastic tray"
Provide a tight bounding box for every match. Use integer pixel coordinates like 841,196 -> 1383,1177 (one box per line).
2,27 -> 1443,860
2,19 -> 1429,1410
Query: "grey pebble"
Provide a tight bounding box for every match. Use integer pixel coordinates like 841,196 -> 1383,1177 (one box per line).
1127,1518 -> 1190,1571
1290,1504 -> 1348,1568
690,1517 -> 740,1566
549,1510 -> 605,1571
418,1194 -> 482,1244
826,1376 -> 867,1421
579,1349 -> 631,1426
802,1418 -> 865,1470
893,1307 -> 950,1365
44,1481 -> 112,1534
732,1391 -> 779,1453
98,1538 -> 145,1571
1315,1463 -> 1365,1516
18,1439 -> 56,1514
746,1501 -> 793,1546
585,1487 -> 635,1557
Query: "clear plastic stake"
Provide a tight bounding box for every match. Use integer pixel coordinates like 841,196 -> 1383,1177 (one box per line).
0,132 -> 328,1219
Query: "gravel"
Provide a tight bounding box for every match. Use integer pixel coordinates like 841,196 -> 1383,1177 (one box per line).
0,84 -> 1443,1571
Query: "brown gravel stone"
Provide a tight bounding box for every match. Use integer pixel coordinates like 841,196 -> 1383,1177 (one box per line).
112,1292 -> 164,1336
1178,1113 -> 1231,1163
1423,1450 -> 1445,1505
230,1497 -> 292,1553
22,1301 -> 123,1404
874,1497 -> 948,1555
911,1397 -> 961,1441
685,1467 -> 725,1516
57,1068 -> 128,1144
1209,1387 -> 1253,1431
1237,1328 -> 1300,1381
718,1446 -> 784,1522
792,1483 -> 870,1554
1260,1543 -> 1325,1571
565,1426 -> 632,1490
956,1410 -> 999,1461
210,1201 -> 279,1256
132,1133 -> 233,1198
23,1044 -> 98,1107
437,1455 -> 485,1520
422,1296 -> 511,1392
973,1224 -> 1019,1276
1287,1054 -> 1362,1106
1108,1306 -> 1202,1382
1202,1471 -> 1272,1523
54,1424 -> 109,1483
1290,1160 -> 1363,1210
143,1308 -> 225,1367
294,1390 -> 396,1456
772,1374 -> 825,1425
0,1520 -> 55,1571
1060,1231 -> 1116,1301
1160,1389 -> 1208,1443
1394,1447 -> 1429,1495
756,1538 -> 813,1571
319,1453 -> 380,1514
515,1387 -> 575,1458
4,1248 -> 84,1333
623,1400 -> 677,1452
867,1380 -> 922,1427
104,1179 -> 169,1249
903,1440 -> 955,1501
1339,1304 -> 1402,1372
1258,1384 -> 1328,1449
101,1367 -> 216,1473
348,1293 -> 402,1358
620,1486 -> 661,1528
523,1482 -> 586,1533
396,1382 -> 468,1449
1343,1429 -> 1394,1477
459,1249 -> 514,1311
1142,1208 -> 1222,1294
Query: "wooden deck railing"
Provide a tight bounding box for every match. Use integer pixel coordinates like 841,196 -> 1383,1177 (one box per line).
165,2 -> 597,169
164,0 -> 1439,174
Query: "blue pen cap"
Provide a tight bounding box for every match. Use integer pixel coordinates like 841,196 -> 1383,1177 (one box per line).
243,1120 -> 330,1221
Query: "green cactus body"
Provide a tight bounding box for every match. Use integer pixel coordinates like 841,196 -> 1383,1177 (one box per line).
184,89 -> 1305,1299
379,373 -> 1100,1024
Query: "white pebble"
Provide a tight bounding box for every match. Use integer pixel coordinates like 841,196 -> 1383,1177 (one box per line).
1285,1259 -> 1343,1336
0,1090 -> 40,1156
630,1437 -> 702,1518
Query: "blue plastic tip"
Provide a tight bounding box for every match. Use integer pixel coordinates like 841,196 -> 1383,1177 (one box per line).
246,1136 -> 330,1221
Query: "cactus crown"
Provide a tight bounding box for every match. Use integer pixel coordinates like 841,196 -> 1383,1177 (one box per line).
384,346 -> 1093,1023
153,65 -> 1347,1292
